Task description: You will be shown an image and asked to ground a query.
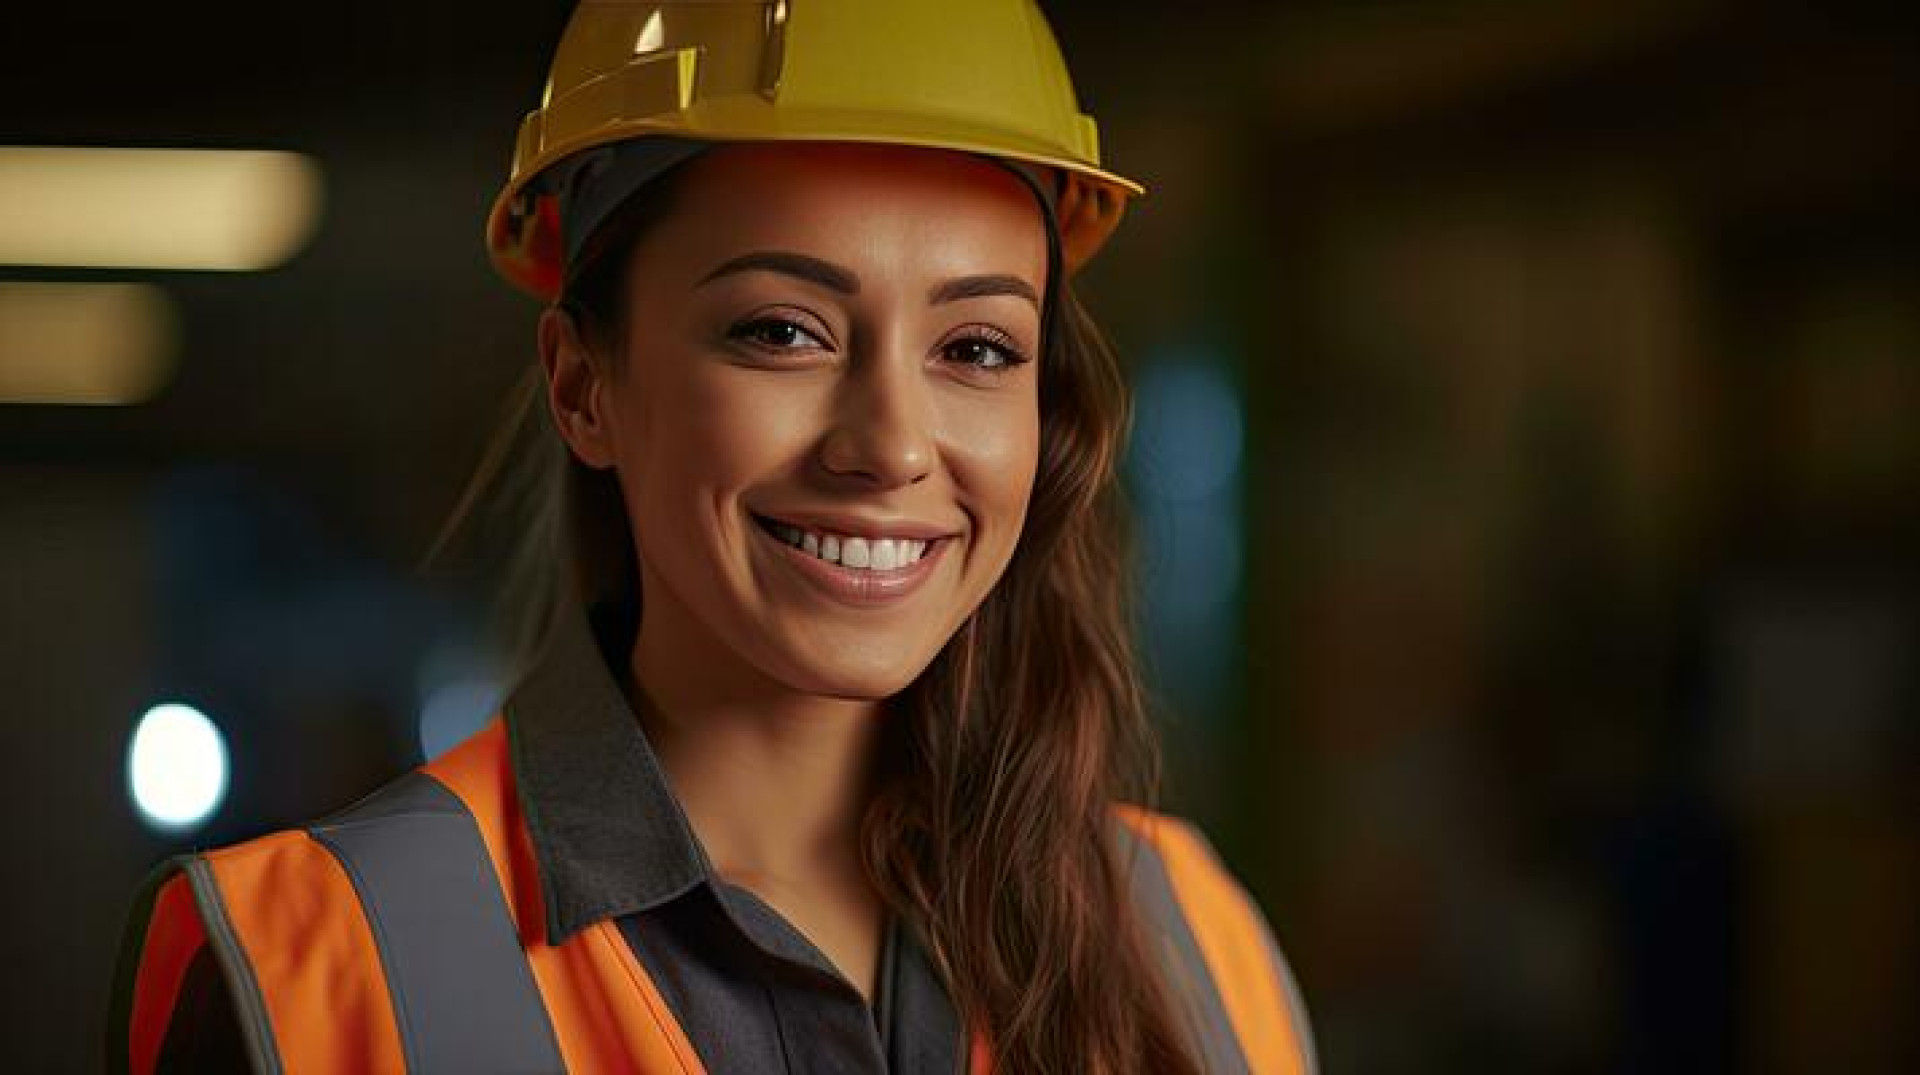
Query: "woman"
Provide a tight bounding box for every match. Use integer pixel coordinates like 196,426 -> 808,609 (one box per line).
109,2 -> 1316,1072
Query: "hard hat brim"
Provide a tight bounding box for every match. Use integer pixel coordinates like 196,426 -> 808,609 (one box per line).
487,106 -> 1145,301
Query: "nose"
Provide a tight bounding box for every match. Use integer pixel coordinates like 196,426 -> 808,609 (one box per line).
818,346 -> 935,489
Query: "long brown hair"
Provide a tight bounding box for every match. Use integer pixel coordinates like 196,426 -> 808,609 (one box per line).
424,162 -> 1202,1075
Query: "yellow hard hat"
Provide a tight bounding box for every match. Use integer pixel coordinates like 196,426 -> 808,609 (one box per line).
486,0 -> 1146,300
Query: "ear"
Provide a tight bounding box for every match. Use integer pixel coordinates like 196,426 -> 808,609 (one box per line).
538,305 -> 618,470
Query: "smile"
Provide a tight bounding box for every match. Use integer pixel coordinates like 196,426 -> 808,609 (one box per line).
752,513 -> 936,570
750,511 -> 952,607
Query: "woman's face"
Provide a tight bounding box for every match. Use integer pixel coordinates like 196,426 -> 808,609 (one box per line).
550,142 -> 1048,700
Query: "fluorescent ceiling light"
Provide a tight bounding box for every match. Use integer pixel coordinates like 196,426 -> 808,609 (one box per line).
0,147 -> 322,271
0,282 -> 178,405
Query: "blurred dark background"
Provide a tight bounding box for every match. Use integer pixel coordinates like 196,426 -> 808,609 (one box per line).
3,2 -> 1914,1071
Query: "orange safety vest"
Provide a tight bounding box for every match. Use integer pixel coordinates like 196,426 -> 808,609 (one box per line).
112,718 -> 1315,1073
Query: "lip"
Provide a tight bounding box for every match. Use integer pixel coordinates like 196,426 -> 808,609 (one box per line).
751,514 -> 951,609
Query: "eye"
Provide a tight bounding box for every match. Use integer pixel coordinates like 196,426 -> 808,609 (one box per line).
941,327 -> 1031,372
727,315 -> 829,353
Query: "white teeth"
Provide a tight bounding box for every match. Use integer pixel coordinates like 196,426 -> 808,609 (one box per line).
763,517 -> 939,572
841,536 -> 871,568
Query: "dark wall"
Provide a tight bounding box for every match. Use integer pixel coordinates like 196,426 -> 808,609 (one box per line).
3,3 -> 1913,1071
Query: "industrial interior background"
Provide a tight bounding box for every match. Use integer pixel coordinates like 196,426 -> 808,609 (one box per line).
2,2 -> 1914,1071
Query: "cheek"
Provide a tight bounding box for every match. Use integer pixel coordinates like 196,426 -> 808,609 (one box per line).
618,363 -> 817,526
945,393 -> 1042,543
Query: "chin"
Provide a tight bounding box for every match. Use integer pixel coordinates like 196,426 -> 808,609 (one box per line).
772,638 -> 939,702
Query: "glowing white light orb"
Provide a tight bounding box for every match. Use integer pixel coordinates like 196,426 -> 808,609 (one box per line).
128,703 -> 230,832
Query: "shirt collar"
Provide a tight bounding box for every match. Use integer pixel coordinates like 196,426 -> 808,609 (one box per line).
504,588 -> 713,946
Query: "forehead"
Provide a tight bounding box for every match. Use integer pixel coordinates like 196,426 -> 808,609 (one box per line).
651,142 -> 1050,284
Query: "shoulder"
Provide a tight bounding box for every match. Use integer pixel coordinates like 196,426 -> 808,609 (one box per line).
1107,802 -> 1274,937
108,822 -> 369,1073
139,745 -> 501,949
110,720 -> 526,1073
1108,803 -> 1320,1075
1109,801 -> 1237,879
109,762 -> 477,1074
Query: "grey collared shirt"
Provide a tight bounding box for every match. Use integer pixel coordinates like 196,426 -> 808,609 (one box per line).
150,592 -> 966,1073
509,592 -> 966,1073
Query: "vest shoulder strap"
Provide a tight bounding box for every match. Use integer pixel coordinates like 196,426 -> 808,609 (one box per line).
113,766 -> 566,1074
305,768 -> 566,1073
1112,804 -> 1319,1075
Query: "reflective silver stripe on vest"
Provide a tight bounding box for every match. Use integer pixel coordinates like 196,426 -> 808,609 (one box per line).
308,770 -> 564,1074
180,854 -> 286,1075
1182,829 -> 1321,1075
1112,819 -> 1252,1075
1254,898 -> 1320,1075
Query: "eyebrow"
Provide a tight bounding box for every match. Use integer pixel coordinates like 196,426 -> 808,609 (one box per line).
697,249 -> 1040,311
929,273 -> 1040,311
699,250 -> 859,294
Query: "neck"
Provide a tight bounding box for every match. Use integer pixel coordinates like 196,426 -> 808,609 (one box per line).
626,585 -> 886,887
